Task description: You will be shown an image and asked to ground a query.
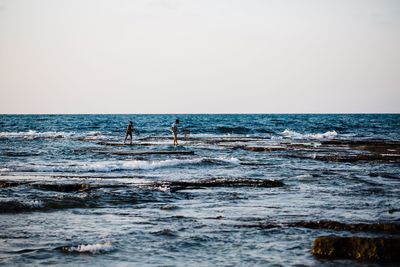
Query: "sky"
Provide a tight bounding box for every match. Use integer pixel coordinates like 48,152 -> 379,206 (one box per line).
0,0 -> 399,114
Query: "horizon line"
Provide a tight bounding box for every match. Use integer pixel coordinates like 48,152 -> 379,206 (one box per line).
1,112 -> 399,115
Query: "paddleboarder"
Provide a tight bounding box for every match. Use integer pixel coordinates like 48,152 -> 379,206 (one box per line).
171,119 -> 180,145
124,121 -> 135,144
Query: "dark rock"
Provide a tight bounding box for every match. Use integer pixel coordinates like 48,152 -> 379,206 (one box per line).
312,236 -> 400,261
97,142 -> 133,146
153,178 -> 284,191
314,154 -> 400,163
288,153 -> 400,163
290,220 -> 400,233
160,204 -> 179,210
235,222 -> 282,229
0,200 -> 43,213
31,183 -> 91,192
321,140 -> 400,159
95,150 -> 195,155
242,146 -> 286,152
0,181 -> 27,188
278,139 -> 400,163
3,151 -> 41,157
235,220 -> 400,233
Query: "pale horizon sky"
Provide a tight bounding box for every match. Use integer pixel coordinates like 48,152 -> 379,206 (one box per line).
0,0 -> 399,114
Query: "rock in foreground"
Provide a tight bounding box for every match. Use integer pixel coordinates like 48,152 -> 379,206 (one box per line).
312,236 -> 400,261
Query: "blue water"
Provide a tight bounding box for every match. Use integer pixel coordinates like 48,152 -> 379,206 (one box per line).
0,114 -> 399,266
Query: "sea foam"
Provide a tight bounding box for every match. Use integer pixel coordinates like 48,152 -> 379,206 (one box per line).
282,129 -> 337,140
0,130 -> 108,141
62,242 -> 114,254
9,158 -> 202,173
6,157 -> 240,173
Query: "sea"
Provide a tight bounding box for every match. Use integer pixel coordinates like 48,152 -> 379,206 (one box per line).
0,114 -> 399,266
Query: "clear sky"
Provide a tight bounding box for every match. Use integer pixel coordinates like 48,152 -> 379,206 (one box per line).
0,0 -> 399,114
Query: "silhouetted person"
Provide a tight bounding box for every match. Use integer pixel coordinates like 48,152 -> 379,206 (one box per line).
124,121 -> 135,144
171,119 -> 180,145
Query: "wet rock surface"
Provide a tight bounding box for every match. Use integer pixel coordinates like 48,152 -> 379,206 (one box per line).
95,150 -> 195,155
236,220 -> 400,233
312,236 -> 400,261
241,146 -> 286,152
289,220 -> 400,233
0,200 -> 43,213
0,178 -> 284,213
30,183 -> 92,192
0,181 -> 27,188
152,178 -> 284,191
239,139 -> 400,163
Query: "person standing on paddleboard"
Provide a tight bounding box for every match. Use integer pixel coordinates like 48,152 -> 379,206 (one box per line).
171,119 -> 180,145
124,121 -> 135,144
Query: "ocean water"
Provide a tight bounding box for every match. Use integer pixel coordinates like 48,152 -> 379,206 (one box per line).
0,114 -> 399,266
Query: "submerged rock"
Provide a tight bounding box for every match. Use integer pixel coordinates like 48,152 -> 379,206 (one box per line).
31,183 -> 91,192
0,200 -> 43,213
0,181 -> 26,188
153,178 -> 284,191
160,204 -> 179,210
312,236 -> 400,261
97,150 -> 195,155
313,154 -> 400,163
290,220 -> 400,233
235,220 -> 400,234
241,146 -> 286,152
318,140 -> 400,163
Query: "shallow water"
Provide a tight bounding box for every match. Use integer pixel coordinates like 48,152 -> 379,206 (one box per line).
1,114 -> 399,266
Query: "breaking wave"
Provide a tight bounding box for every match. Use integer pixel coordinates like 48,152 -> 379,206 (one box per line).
3,157 -> 239,173
0,130 -> 108,141
281,129 -> 337,140
60,242 -> 114,254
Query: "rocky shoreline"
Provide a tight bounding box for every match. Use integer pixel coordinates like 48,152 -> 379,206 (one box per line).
312,236 -> 400,261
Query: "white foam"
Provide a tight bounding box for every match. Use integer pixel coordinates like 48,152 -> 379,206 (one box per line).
0,198 -> 44,209
12,158 -> 204,173
214,156 -> 241,164
154,184 -> 170,192
6,156 -> 241,173
65,242 -> 114,253
74,131 -> 109,141
21,199 -> 44,208
282,129 -> 337,140
0,130 -> 109,141
0,130 -> 68,139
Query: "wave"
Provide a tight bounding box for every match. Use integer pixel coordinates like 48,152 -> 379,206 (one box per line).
202,156 -> 240,165
3,156 -> 240,173
216,126 -> 251,135
0,157 -> 239,173
0,130 -> 67,139
59,242 -> 114,254
281,129 -> 337,140
0,130 -> 108,141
